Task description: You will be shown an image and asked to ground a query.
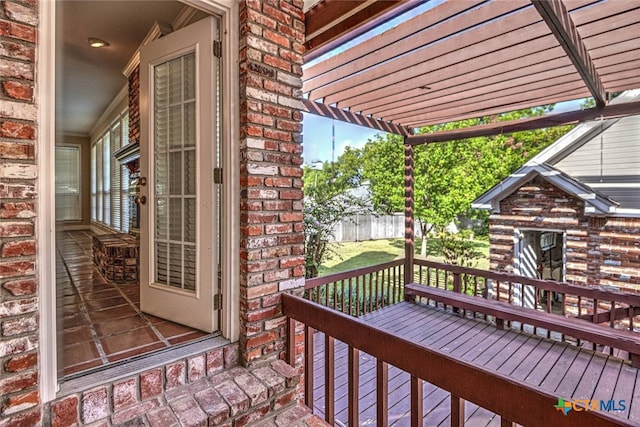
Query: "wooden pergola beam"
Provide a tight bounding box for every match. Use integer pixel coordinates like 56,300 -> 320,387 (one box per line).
304,0 -> 417,62
532,0 -> 606,107
407,101 -> 640,145
303,99 -> 413,137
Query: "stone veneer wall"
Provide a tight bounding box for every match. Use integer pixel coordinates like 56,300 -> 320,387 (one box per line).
490,176 -> 640,291
0,0 -> 40,425
238,0 -> 306,368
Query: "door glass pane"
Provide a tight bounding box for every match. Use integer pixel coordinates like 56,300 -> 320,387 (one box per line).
153,52 -> 197,292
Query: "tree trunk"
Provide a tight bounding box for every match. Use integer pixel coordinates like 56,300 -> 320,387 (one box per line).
420,222 -> 430,257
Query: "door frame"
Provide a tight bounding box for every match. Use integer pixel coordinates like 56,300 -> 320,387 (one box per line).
514,227 -> 566,279
38,0 -> 239,402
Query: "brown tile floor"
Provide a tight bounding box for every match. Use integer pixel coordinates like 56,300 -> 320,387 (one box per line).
57,230 -> 208,377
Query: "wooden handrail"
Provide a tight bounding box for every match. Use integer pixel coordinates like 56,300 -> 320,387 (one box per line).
283,293 -> 625,426
304,259 -> 405,317
305,259 -> 404,289
414,258 -> 640,305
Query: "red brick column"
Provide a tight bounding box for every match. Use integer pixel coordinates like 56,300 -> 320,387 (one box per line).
238,0 -> 306,368
128,66 -> 140,145
0,0 -> 41,425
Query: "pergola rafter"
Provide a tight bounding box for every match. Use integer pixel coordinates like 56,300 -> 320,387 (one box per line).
303,99 -> 413,137
407,100 -> 640,145
531,0 -> 607,107
302,0 -> 640,134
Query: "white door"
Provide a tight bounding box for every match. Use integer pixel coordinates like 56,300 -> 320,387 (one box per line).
139,17 -> 218,332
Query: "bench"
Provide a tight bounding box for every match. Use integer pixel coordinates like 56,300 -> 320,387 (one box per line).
405,283 -> 640,368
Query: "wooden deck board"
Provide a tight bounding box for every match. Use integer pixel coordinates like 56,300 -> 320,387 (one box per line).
572,353 -> 610,401
611,363 -> 636,419
523,343 -> 573,387
509,339 -> 555,380
553,350 -> 594,397
590,357 -> 624,408
484,333 -> 533,371
310,301 -> 637,425
494,335 -> 542,375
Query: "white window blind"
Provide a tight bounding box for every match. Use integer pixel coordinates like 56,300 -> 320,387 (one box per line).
154,52 -> 197,291
102,132 -> 111,225
120,112 -> 130,233
90,109 -> 131,232
95,137 -> 103,222
111,122 -> 122,230
91,144 -> 97,221
55,146 -> 81,221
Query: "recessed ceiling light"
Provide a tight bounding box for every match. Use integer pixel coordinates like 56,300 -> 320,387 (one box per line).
88,38 -> 109,48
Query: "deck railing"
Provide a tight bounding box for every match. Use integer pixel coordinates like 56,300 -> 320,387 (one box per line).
413,258 -> 640,358
283,293 -> 625,426
304,259 -> 405,317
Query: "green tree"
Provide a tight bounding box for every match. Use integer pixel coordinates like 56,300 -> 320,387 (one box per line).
303,149 -> 371,278
360,105 -> 573,257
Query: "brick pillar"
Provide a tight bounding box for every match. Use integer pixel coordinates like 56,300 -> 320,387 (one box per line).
238,0 -> 305,367
0,0 -> 41,425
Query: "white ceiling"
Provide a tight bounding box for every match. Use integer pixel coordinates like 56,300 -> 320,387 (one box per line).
56,1 -> 186,137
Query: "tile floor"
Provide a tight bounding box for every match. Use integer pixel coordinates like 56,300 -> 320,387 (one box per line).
57,230 -> 208,377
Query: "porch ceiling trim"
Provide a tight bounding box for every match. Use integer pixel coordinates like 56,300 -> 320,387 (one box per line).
303,99 -> 413,137
531,0 -> 606,107
406,100 -> 640,145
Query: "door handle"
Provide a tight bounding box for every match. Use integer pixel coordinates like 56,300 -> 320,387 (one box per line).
139,177 -> 147,186
135,196 -> 147,205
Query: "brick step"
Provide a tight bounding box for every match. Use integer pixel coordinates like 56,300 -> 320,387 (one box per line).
101,360 -> 317,426
248,403 -> 330,427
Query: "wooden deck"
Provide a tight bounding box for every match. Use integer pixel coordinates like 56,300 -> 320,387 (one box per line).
311,301 -> 640,426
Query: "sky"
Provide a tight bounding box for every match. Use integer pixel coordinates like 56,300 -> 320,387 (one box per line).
301,99 -> 584,165
302,113 -> 386,164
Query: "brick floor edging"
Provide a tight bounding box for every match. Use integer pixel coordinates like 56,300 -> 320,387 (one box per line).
44,343 -> 240,426
43,348 -> 318,426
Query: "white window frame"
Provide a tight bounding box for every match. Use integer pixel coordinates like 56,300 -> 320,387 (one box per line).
38,0 -> 239,402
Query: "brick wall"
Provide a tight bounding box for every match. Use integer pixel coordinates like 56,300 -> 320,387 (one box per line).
128,66 -> 140,146
238,0 -> 306,368
0,0 -> 41,425
490,176 -> 640,291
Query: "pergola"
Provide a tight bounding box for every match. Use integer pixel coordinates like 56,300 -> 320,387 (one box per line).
302,0 -> 640,277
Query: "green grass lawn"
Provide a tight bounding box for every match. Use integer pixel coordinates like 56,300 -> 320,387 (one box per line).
319,237 -> 490,276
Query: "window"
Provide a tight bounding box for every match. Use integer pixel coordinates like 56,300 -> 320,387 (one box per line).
91,144 -> 97,221
55,146 -> 81,221
91,110 -> 131,231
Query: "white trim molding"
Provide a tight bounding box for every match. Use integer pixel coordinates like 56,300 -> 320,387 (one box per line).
183,0 -> 241,342
38,0 -> 58,403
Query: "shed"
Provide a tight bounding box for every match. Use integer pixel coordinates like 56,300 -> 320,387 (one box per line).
473,90 -> 640,291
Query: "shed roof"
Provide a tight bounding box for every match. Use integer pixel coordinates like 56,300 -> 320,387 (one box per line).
471,162 -> 619,216
473,91 -> 640,217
